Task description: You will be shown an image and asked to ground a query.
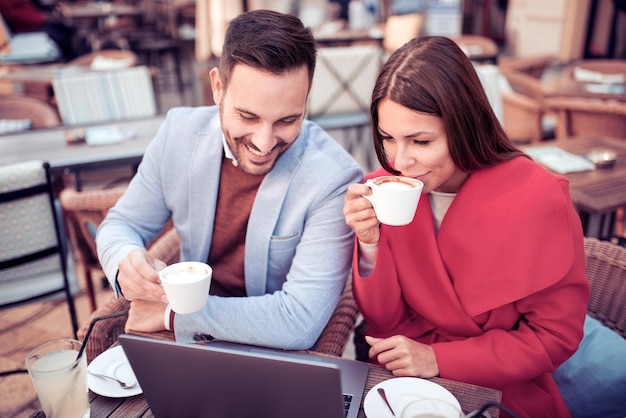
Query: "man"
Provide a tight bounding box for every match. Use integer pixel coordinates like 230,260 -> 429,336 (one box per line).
96,9 -> 363,350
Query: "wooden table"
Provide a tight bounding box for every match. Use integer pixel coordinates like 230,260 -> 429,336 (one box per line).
61,2 -> 143,50
62,3 -> 142,21
0,116 -> 163,188
314,24 -> 384,47
523,136 -> 626,238
86,354 -> 502,418
0,63 -> 81,105
543,60 -> 626,102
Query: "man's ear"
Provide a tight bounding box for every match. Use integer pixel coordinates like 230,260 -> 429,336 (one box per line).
209,67 -> 223,104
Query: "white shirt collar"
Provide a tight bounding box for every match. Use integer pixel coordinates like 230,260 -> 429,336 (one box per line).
221,134 -> 239,167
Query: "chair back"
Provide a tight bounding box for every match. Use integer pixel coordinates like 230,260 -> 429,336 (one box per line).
0,160 -> 78,336
307,44 -> 382,170
0,95 -> 61,132
60,186 -> 177,311
52,65 -> 157,126
60,186 -> 127,311
500,88 -> 544,143
382,13 -> 423,55
307,44 -> 382,120
497,55 -> 557,143
584,237 -> 626,339
546,97 -> 626,140
498,54 -> 555,79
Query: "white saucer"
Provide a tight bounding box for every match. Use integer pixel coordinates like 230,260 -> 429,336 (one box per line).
88,345 -> 142,398
364,377 -> 461,418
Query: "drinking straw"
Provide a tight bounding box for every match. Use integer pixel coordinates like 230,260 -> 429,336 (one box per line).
472,401 -> 520,418
75,311 -> 128,361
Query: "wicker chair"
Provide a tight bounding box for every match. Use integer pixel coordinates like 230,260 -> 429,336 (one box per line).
546,59 -> 626,140
0,95 -> 61,130
497,55 -> 556,143
584,237 -> 626,339
498,54 -> 556,79
500,87 -> 545,144
59,187 -> 128,312
545,96 -> 626,140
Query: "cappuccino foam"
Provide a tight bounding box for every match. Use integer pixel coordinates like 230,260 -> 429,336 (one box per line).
378,181 -> 414,190
163,266 -> 209,284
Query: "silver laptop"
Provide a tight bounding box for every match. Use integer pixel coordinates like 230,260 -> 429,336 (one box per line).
118,334 -> 369,418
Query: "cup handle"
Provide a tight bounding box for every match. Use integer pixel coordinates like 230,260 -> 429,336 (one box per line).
362,180 -> 375,206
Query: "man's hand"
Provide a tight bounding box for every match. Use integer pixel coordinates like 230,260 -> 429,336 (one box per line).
125,300 -> 168,333
366,335 -> 439,378
117,249 -> 167,302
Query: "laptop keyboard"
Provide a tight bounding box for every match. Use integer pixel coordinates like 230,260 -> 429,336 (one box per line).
343,393 -> 353,417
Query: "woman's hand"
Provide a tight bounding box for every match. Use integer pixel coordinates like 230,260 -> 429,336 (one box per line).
366,335 -> 440,378
117,249 -> 168,302
343,183 -> 380,245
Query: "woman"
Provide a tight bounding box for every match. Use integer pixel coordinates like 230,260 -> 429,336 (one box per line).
343,36 -> 589,418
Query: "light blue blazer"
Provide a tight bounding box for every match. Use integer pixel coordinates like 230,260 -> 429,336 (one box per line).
97,106 -> 363,349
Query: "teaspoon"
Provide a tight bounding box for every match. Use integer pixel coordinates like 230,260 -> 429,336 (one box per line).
378,387 -> 396,416
88,369 -> 137,389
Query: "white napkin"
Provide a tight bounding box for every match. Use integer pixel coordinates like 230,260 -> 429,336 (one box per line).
86,126 -> 137,146
574,67 -> 625,84
90,55 -> 134,71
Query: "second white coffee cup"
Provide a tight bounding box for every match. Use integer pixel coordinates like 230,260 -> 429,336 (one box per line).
364,176 -> 424,226
159,262 -> 212,314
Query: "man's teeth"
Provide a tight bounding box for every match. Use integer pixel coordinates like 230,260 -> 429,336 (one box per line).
246,145 -> 271,156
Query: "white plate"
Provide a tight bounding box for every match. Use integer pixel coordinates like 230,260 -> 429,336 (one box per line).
364,377 -> 461,418
87,345 -> 142,398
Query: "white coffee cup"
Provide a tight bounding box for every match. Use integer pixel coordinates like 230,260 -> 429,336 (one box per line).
364,176 -> 424,226
159,262 -> 212,314
399,397 -> 465,418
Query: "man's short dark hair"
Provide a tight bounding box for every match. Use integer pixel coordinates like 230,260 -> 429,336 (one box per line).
219,9 -> 317,91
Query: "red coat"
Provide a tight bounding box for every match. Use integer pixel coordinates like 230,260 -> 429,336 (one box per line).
354,157 -> 589,418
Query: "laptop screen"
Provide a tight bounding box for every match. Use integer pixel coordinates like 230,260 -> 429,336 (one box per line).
119,334 -> 369,418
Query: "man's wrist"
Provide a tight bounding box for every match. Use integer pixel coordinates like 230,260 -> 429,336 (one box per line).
164,304 -> 172,331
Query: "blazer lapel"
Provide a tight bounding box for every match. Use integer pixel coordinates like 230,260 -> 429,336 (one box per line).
244,132 -> 305,295
188,116 -> 223,262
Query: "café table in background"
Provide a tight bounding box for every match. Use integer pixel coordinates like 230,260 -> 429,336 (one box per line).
523,135 -> 626,239
543,59 -> 626,102
0,63 -> 72,106
60,2 -> 143,50
313,22 -> 384,47
0,115 -> 163,190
